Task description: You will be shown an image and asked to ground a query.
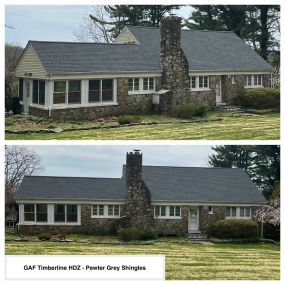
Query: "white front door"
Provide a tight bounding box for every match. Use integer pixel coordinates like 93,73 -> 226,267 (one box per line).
188,208 -> 199,232
23,80 -> 31,113
215,76 -> 222,104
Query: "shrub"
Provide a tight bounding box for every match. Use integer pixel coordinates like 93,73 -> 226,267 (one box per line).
207,219 -> 259,239
170,103 -> 208,119
194,103 -> 208,117
117,227 -> 157,241
118,115 -> 142,125
37,232 -> 52,241
238,88 -> 280,109
170,104 -> 196,119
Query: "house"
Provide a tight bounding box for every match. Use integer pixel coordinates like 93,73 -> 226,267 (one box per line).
14,16 -> 272,119
16,151 -> 267,236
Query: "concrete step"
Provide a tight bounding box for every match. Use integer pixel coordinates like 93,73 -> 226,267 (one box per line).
188,232 -> 209,241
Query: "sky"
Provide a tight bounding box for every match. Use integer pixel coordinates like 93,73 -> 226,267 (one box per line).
5,5 -> 193,47
22,145 -> 215,178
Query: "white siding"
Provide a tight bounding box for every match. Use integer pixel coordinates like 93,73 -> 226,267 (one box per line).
114,27 -> 139,44
15,44 -> 47,79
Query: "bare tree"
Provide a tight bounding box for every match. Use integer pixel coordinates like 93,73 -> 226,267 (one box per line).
73,6 -> 114,43
5,146 -> 43,191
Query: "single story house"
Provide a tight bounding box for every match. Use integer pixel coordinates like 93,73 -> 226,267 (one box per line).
16,151 -> 266,236
14,16 -> 272,119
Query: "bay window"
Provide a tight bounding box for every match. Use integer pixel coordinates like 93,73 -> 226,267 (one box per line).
36,204 -> 47,222
53,81 -> 66,104
68,80 -> 81,104
54,204 -> 78,223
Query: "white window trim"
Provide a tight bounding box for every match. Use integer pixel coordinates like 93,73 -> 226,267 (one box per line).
245,74 -> 263,88
91,204 -> 121,219
19,204 -> 81,225
154,205 -> 182,219
128,77 -> 156,95
189,76 -> 210,91
225,206 -> 252,219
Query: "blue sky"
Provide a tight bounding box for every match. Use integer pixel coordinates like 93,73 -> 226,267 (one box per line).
5,5 -> 192,47
25,145 -> 214,178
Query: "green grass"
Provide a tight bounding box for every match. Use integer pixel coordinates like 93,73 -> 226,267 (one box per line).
5,236 -> 280,280
5,113 -> 280,140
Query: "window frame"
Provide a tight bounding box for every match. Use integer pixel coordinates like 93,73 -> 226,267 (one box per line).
189,76 -> 210,91
245,75 -> 263,88
54,204 -> 78,224
154,205 -> 182,219
128,77 -> 156,94
91,204 -> 121,218
53,80 -> 82,105
32,80 -> 45,105
226,206 -> 252,219
88,79 -> 114,103
24,204 -> 35,222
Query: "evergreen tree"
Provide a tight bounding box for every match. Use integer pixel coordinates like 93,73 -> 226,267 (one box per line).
209,145 -> 280,199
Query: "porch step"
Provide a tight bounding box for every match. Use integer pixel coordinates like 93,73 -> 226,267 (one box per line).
188,232 -> 208,241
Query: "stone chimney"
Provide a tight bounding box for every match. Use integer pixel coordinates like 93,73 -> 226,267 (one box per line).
123,150 -> 153,229
160,16 -> 190,110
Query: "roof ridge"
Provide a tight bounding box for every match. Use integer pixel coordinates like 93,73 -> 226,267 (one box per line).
123,164 -> 242,170
29,40 -> 133,46
127,25 -> 234,33
24,175 -> 123,180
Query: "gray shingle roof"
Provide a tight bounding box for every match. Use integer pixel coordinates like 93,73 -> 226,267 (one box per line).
17,166 -> 266,204
28,26 -> 272,74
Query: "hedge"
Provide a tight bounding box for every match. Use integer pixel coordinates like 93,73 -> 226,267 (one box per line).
117,227 -> 157,241
238,88 -> 280,109
170,103 -> 208,119
118,115 -> 142,125
207,219 -> 259,239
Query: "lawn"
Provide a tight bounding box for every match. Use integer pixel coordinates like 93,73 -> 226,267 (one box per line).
5,234 -> 280,280
5,112 -> 280,140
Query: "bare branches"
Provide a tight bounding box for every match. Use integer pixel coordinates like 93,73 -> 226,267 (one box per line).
73,6 -> 114,43
5,146 -> 43,191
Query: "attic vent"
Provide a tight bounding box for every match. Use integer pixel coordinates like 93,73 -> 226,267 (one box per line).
24,72 -> 33,77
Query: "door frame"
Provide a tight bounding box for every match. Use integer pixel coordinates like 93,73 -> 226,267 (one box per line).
215,76 -> 222,105
188,207 -> 200,232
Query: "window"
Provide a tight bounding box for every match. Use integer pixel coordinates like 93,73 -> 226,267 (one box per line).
53,81 -> 66,104
19,78 -> 23,101
189,76 -> 209,90
68,80 -> 81,104
169,206 -> 181,217
128,78 -> 140,91
88,79 -> 114,103
67,205 -> 78,222
54,204 -> 78,223
36,204 -> 47,222
54,204 -> 65,222
32,80 -> 45,105
240,207 -> 251,218
108,205 -> 120,217
92,205 -> 120,217
24,204 -> 35,221
143,78 -> 154,90
208,206 -> 214,215
154,206 -> 181,218
246,75 -> 262,87
226,207 -> 252,219
231,75 -> 236,84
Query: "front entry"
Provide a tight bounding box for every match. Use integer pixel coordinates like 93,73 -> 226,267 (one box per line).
215,76 -> 222,105
188,207 -> 199,232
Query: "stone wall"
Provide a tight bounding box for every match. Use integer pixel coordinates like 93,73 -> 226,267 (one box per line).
222,75 -> 246,104
122,151 -> 153,229
160,16 -> 190,112
199,206 -> 226,233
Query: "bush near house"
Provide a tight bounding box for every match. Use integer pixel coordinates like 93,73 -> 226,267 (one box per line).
170,103 -> 208,119
117,115 -> 142,125
117,227 -> 157,241
207,219 -> 259,239
37,232 -> 52,241
237,88 -> 280,109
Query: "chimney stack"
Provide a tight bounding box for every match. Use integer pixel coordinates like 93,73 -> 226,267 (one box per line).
160,16 -> 190,110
